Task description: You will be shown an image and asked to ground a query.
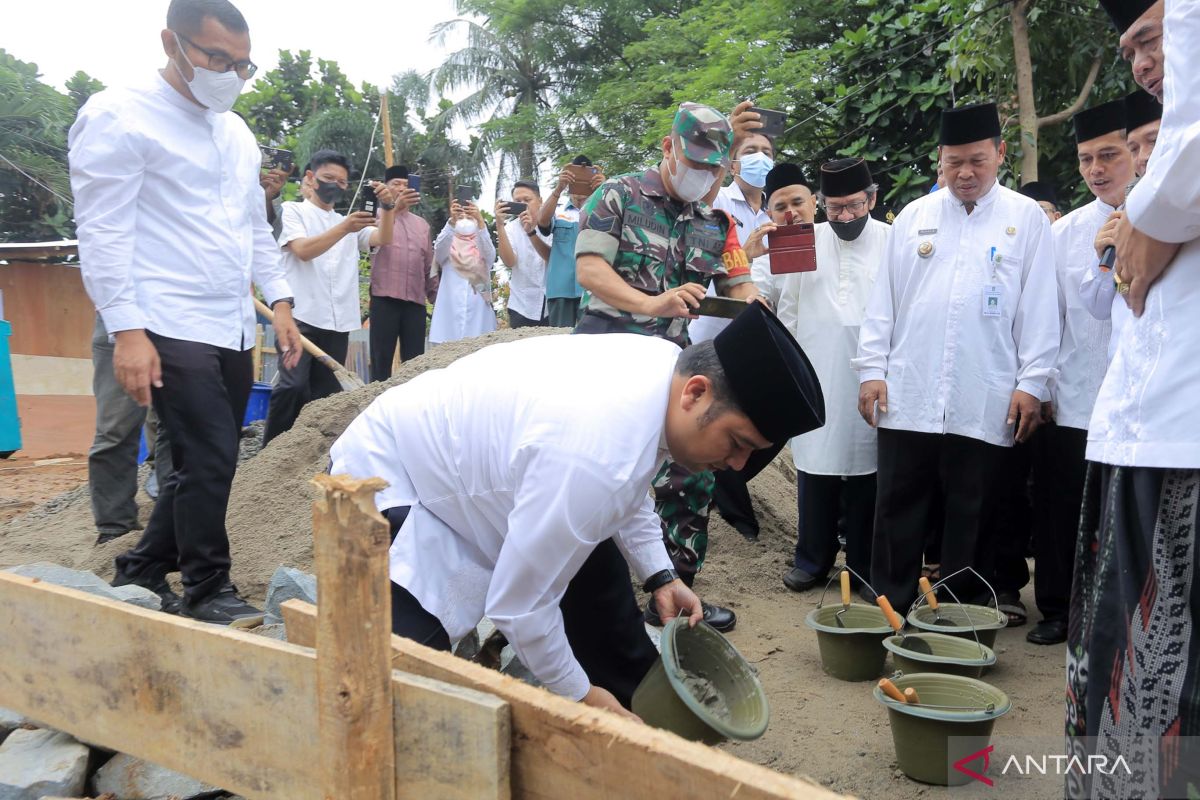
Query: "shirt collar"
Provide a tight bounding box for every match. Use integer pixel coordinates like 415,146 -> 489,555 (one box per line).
154,70 -> 209,117
1094,196 -> 1119,216
946,179 -> 1001,212
722,180 -> 765,209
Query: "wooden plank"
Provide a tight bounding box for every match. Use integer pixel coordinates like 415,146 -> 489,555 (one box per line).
392,671 -> 511,800
312,474 -> 397,800
0,261 -> 93,359
282,600 -> 849,800
0,573 -> 322,800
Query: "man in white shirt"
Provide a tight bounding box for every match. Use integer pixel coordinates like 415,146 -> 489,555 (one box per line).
496,180 -> 550,327
262,149 -> 395,445
68,0 -> 302,624
765,158 -> 887,595
1067,1 -> 1200,793
429,200 -> 498,344
854,102 -> 1060,613
329,303 -> 823,717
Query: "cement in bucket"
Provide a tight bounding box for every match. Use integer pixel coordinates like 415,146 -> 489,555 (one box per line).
883,632 -> 996,678
631,618 -> 769,745
873,672 -> 1011,785
907,604 -> 1007,648
804,604 -> 892,681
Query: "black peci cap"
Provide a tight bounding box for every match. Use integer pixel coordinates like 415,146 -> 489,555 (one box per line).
1124,88 -> 1163,132
1097,0 -> 1156,34
820,157 -> 873,197
764,163 -> 809,203
1019,181 -> 1059,207
940,102 -> 1002,146
1073,99 -> 1127,144
384,165 -> 409,182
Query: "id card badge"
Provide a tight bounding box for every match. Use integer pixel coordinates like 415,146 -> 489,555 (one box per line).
982,284 -> 1003,317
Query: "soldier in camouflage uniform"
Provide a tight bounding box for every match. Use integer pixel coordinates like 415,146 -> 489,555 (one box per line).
573,102 -> 765,633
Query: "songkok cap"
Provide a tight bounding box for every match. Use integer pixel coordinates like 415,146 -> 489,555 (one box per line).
1124,88 -> 1163,132
384,164 -> 409,182
1097,0 -> 1156,34
1073,99 -> 1127,144
1018,181 -> 1058,207
764,163 -> 810,203
940,102 -> 1002,146
672,102 -> 733,168
820,157 -> 873,197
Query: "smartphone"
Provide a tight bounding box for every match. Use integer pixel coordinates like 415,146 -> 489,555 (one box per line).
406,174 -> 421,192
505,201 -> 528,216
565,164 -> 598,196
697,297 -> 749,319
360,183 -> 378,215
748,106 -> 787,138
258,145 -> 293,173
455,185 -> 476,204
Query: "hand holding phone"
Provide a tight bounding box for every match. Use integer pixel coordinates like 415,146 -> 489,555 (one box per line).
360,183 -> 378,215
748,106 -> 787,138
505,201 -> 528,216
455,185 -> 476,205
406,174 -> 422,193
565,165 -> 598,196
259,145 -> 294,173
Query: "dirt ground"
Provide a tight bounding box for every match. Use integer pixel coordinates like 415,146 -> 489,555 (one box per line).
0,327 -> 1065,799
0,457 -> 88,524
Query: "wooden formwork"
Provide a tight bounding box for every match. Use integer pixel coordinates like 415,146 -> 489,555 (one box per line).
0,474 -> 849,800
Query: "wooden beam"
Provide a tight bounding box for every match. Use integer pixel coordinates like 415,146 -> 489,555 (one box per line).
381,91 -> 395,168
311,474 -> 396,800
282,600 -> 848,800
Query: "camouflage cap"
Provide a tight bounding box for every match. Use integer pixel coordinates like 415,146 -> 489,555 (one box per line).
672,102 -> 733,168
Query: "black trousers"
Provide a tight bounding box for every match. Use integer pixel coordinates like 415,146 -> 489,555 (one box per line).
712,468 -> 759,538
1030,423 -> 1087,621
385,507 -> 658,709
114,333 -> 251,603
263,321 -> 349,446
369,295 -> 426,382
794,471 -> 876,587
507,307 -> 546,329
990,437 -> 1034,597
871,429 -> 1004,613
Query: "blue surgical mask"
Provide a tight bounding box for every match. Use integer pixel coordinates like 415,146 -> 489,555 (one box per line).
737,152 -> 775,188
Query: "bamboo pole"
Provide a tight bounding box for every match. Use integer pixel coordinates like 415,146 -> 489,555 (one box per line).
381,91 -> 394,168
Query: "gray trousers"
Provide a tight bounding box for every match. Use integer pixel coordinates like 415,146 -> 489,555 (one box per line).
89,316 -> 173,534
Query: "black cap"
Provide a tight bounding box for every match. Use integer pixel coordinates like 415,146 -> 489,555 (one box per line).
384,164 -> 409,182
571,154 -> 593,167
712,303 -> 825,444
940,102 -> 1002,146
820,157 -> 873,197
1097,0 -> 1156,34
1019,181 -> 1058,207
1073,99 -> 1127,144
764,163 -> 809,203
1124,88 -> 1163,132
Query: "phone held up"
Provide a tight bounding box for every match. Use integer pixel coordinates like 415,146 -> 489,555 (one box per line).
505,201 -> 528,216
406,174 -> 421,193
455,185 -> 476,205
258,145 -> 293,173
748,106 -> 787,138
360,183 -> 378,215
565,164 -> 598,197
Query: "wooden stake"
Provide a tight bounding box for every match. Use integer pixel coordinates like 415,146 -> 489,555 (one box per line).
380,91 -> 394,168
312,473 -> 395,800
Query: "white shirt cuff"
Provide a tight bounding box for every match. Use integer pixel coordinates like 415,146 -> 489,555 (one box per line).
546,662 -> 593,702
857,368 -> 886,383
1017,379 -> 1049,402
99,302 -> 147,335
258,279 -> 293,308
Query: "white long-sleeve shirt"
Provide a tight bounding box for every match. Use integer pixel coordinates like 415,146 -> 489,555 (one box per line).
429,221 -> 498,343
1087,0 -> 1200,469
68,73 -> 290,350
854,181 -> 1060,447
1078,243 -> 1132,363
329,333 -> 677,701
278,200 -> 374,332
1049,200 -> 1113,430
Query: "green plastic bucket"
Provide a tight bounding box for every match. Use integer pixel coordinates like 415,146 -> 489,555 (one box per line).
804,604 -> 892,682
883,632 -> 996,678
631,618 -> 769,744
874,673 -> 1011,785
907,604 -> 1007,648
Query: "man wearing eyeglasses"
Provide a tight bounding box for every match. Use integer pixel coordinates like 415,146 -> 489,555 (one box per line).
68,0 -> 302,625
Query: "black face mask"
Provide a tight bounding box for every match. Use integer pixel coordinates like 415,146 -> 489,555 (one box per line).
829,214 -> 869,241
315,180 -> 345,205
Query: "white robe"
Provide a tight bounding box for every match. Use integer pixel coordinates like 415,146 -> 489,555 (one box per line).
429,222 -> 498,344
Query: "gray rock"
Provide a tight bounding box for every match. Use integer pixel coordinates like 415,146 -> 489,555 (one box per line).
453,617 -> 497,661
264,566 -> 317,626
250,623 -> 288,641
0,728 -> 88,800
2,564 -> 161,611
92,753 -> 221,799
0,708 -> 26,746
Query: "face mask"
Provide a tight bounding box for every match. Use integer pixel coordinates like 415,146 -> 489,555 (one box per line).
668,152 -> 718,203
172,33 -> 245,113
314,180 -> 344,205
737,152 -> 774,188
454,218 -> 478,236
829,214 -> 869,242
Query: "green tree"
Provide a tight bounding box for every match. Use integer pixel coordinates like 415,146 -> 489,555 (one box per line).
64,70 -> 105,111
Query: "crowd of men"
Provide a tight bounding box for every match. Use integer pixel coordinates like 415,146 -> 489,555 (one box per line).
67,0 -> 1197,789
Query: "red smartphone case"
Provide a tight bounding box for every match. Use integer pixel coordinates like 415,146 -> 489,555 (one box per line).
768,222 -> 817,274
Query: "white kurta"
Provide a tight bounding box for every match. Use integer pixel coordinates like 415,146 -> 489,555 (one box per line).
1087,0 -> 1200,469
1049,199 -> 1113,430
329,334 -> 677,701
429,221 -> 498,344
758,219 -> 888,474
854,182 -> 1060,447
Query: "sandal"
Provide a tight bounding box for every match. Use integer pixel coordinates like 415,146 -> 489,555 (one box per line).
993,591 -> 1027,627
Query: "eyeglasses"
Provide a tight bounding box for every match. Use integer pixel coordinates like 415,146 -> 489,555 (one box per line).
174,32 -> 258,79
821,199 -> 868,217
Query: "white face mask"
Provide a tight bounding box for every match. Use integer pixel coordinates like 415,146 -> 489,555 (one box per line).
668,150 -> 718,203
173,33 -> 246,113
454,218 -> 478,236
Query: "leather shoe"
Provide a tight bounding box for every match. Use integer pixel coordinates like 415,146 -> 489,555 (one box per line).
782,566 -> 823,593
1026,618 -> 1067,645
644,597 -> 737,633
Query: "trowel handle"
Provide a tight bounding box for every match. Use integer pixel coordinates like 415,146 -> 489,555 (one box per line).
840,571 -> 851,607
879,678 -> 907,703
904,687 -> 922,704
919,576 -> 939,611
876,595 -> 903,632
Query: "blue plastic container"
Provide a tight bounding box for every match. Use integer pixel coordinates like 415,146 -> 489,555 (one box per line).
0,320 -> 21,457
243,381 -> 272,425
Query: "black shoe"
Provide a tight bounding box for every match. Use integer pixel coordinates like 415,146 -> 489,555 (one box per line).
181,582 -> 265,627
734,522 -> 759,543
1026,618 -> 1067,645
782,566 -> 823,593
643,596 -> 662,626
702,602 -> 737,632
111,570 -> 182,615
858,585 -> 878,604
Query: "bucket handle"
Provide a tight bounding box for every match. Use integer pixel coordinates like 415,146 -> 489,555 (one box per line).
815,565 -> 874,609
907,566 -> 998,659
882,670 -> 998,714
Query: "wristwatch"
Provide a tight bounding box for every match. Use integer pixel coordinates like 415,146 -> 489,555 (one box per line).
642,568 -> 680,594
269,297 -> 294,310
380,201 -> 397,211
